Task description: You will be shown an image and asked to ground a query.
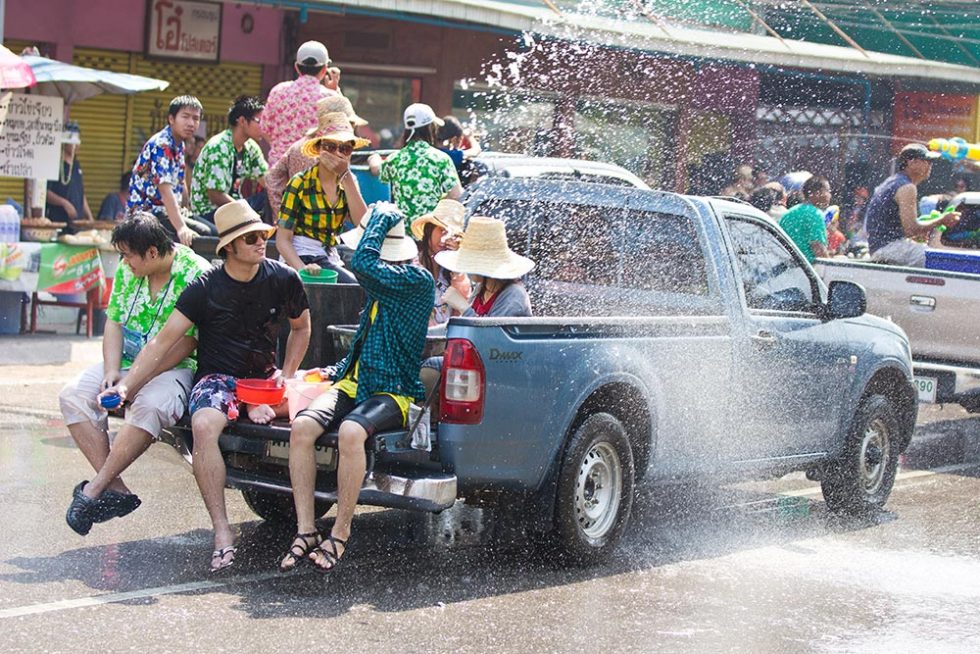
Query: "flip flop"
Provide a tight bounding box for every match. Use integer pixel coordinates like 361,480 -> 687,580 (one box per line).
209,545 -> 237,573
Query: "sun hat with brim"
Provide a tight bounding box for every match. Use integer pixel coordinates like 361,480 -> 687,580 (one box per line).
214,199 -> 276,255
898,142 -> 941,164
300,112 -> 371,158
339,219 -> 418,262
306,96 -> 368,133
434,216 -> 535,279
411,199 -> 466,240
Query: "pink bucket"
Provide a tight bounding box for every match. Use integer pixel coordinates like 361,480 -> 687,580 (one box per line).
285,377 -> 333,422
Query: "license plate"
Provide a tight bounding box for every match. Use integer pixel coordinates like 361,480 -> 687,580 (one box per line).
914,376 -> 937,403
266,440 -> 336,468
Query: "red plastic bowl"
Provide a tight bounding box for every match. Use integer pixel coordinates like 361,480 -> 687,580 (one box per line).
236,378 -> 285,405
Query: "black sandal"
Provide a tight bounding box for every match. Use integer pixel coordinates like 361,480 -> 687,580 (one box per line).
279,532 -> 322,573
310,534 -> 348,573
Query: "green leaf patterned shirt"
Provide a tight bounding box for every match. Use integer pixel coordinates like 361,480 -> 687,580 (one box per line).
190,129 -> 269,216
380,140 -> 460,227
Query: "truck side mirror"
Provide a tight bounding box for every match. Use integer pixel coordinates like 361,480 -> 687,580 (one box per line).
825,280 -> 866,320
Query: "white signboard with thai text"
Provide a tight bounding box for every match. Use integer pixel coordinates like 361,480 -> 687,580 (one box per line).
147,0 -> 222,62
0,92 -> 64,180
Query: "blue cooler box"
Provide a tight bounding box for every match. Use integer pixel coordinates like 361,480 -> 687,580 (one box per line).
924,249 -> 980,275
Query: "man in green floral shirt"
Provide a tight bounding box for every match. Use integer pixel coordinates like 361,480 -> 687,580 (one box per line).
191,95 -> 269,223
61,214 -> 211,536
369,103 -> 461,230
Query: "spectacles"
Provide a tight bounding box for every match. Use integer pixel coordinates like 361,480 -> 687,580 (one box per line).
241,231 -> 268,245
317,140 -> 355,156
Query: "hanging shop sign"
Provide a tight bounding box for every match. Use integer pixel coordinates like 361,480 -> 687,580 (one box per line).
0,92 -> 64,180
892,92 -> 977,155
146,0 -> 222,62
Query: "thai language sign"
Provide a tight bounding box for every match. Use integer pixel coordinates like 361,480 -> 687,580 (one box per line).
147,0 -> 222,62
0,93 -> 64,180
892,92 -> 978,154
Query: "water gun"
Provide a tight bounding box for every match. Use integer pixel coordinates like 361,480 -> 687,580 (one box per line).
823,205 -> 840,226
916,204 -> 957,233
928,137 -> 980,162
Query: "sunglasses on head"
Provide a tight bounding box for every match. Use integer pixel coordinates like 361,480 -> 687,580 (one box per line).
317,140 -> 355,156
241,231 -> 269,245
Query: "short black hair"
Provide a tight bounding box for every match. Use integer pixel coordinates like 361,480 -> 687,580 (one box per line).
749,186 -> 781,213
403,123 -> 437,146
112,213 -> 174,257
297,62 -> 325,77
169,95 -> 203,118
436,116 -> 463,142
228,95 -> 264,127
802,175 -> 829,199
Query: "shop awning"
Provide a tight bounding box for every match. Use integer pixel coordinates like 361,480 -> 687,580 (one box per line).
295,0 -> 980,85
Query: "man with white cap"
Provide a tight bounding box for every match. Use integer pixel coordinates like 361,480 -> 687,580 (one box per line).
368,103 -> 462,229
263,41 -> 341,166
866,142 -> 961,267
106,199 -> 312,572
279,203 -> 433,573
47,121 -> 93,231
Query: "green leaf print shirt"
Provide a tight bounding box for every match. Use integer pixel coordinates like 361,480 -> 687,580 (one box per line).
380,140 -> 460,227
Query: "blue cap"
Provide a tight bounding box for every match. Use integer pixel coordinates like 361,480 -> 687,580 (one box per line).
100,393 -> 122,409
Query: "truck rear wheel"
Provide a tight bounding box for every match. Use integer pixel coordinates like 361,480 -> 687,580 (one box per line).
241,488 -> 333,524
821,394 -> 900,515
553,412 -> 635,564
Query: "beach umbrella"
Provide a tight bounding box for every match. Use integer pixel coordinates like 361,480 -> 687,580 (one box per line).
22,55 -> 168,104
0,45 -> 36,89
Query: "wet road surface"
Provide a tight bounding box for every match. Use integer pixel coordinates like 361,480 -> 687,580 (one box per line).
1,362 -> 979,653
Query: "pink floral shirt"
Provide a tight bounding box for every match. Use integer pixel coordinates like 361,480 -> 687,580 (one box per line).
263,75 -> 338,165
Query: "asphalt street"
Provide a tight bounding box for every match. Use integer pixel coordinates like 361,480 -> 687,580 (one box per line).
1,358 -> 978,653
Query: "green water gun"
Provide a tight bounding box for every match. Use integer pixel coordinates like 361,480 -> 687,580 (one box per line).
916,204 -> 957,233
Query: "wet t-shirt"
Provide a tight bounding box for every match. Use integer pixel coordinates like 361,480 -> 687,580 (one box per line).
175,259 -> 309,381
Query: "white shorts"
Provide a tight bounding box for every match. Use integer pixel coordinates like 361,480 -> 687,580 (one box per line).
59,362 -> 193,439
870,239 -> 926,268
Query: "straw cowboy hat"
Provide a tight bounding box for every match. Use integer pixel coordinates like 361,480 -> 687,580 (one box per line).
306,95 -> 368,134
434,216 -> 534,279
411,198 -> 466,240
214,199 -> 276,255
300,111 -> 371,158
339,216 -> 418,263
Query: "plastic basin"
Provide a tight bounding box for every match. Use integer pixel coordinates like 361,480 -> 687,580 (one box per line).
299,269 -> 339,285
236,378 -> 285,405
285,376 -> 333,422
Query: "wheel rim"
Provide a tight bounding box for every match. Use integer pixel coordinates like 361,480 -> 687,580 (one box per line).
859,417 -> 890,494
573,441 -> 623,540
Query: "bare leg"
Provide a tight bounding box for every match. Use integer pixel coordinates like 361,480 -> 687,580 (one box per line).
82,424 -> 153,499
312,419 -> 366,568
288,416 -> 325,535
190,408 -> 236,559
67,422 -> 130,495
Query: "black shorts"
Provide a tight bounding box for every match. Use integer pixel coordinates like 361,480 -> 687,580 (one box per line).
296,388 -> 404,437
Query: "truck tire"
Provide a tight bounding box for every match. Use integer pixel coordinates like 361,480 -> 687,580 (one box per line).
241,488 -> 333,524
821,394 -> 900,515
553,412 -> 635,564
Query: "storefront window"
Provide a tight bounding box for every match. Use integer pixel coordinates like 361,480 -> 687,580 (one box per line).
452,85 -> 556,155
342,74 -> 419,149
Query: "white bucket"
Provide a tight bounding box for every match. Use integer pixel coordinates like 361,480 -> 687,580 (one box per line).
285,377 -> 333,422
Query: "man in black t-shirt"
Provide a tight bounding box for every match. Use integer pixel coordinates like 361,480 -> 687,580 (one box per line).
109,200 -> 311,572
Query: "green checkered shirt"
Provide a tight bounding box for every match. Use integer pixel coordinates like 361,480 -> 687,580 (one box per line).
277,165 -> 349,246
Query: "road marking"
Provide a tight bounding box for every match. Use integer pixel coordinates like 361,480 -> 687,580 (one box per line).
0,570 -> 285,619
780,461 -> 980,498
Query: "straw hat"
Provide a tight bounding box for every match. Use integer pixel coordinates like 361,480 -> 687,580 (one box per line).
306,95 -> 368,133
214,199 -> 276,255
339,217 -> 418,263
410,199 -> 466,240
300,112 -> 370,158
434,216 -> 534,279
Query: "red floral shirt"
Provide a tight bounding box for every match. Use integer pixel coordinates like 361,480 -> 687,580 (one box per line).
263,75 -> 338,165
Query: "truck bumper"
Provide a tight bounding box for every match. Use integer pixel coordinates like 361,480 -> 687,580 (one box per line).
915,361 -> 980,410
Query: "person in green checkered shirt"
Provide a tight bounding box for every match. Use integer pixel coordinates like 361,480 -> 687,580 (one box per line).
190,95 -> 269,225
277,112 -> 370,283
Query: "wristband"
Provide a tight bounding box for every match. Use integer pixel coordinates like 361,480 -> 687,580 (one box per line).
338,170 -> 351,184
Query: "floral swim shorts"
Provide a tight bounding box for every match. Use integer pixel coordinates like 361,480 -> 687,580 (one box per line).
188,373 -> 241,421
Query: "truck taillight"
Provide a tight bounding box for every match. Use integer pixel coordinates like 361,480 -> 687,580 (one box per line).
440,338 -> 485,424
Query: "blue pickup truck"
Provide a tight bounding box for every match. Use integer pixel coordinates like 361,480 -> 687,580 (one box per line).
162,178 -> 918,563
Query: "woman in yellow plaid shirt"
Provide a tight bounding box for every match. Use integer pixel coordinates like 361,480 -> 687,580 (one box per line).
277,112 -> 370,283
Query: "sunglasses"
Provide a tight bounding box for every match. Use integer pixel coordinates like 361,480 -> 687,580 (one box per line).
317,140 -> 355,156
241,231 -> 269,245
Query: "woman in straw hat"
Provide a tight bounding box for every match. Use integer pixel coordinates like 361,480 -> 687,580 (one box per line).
276,111 -> 371,283
411,198 -> 471,326
266,95 -> 367,218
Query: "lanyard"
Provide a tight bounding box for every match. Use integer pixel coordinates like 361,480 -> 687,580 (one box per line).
124,275 -> 173,331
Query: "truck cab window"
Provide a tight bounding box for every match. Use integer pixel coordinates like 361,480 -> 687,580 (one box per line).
726,218 -> 817,313
620,209 -> 708,296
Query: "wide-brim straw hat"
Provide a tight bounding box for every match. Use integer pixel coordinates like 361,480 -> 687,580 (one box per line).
411,199 -> 466,240
434,216 -> 534,279
306,95 -> 368,134
300,111 -> 371,158
214,199 -> 276,255
339,217 -> 418,262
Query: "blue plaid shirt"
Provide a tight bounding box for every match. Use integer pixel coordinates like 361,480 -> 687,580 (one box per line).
332,203 -> 434,403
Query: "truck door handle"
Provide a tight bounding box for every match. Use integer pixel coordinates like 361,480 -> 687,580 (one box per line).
909,295 -> 936,311
751,330 -> 778,346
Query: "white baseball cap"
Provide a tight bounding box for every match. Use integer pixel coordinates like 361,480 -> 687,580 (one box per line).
403,103 -> 444,130
296,41 -> 329,66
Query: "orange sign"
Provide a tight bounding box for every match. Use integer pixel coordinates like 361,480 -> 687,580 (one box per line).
892,92 -> 978,154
